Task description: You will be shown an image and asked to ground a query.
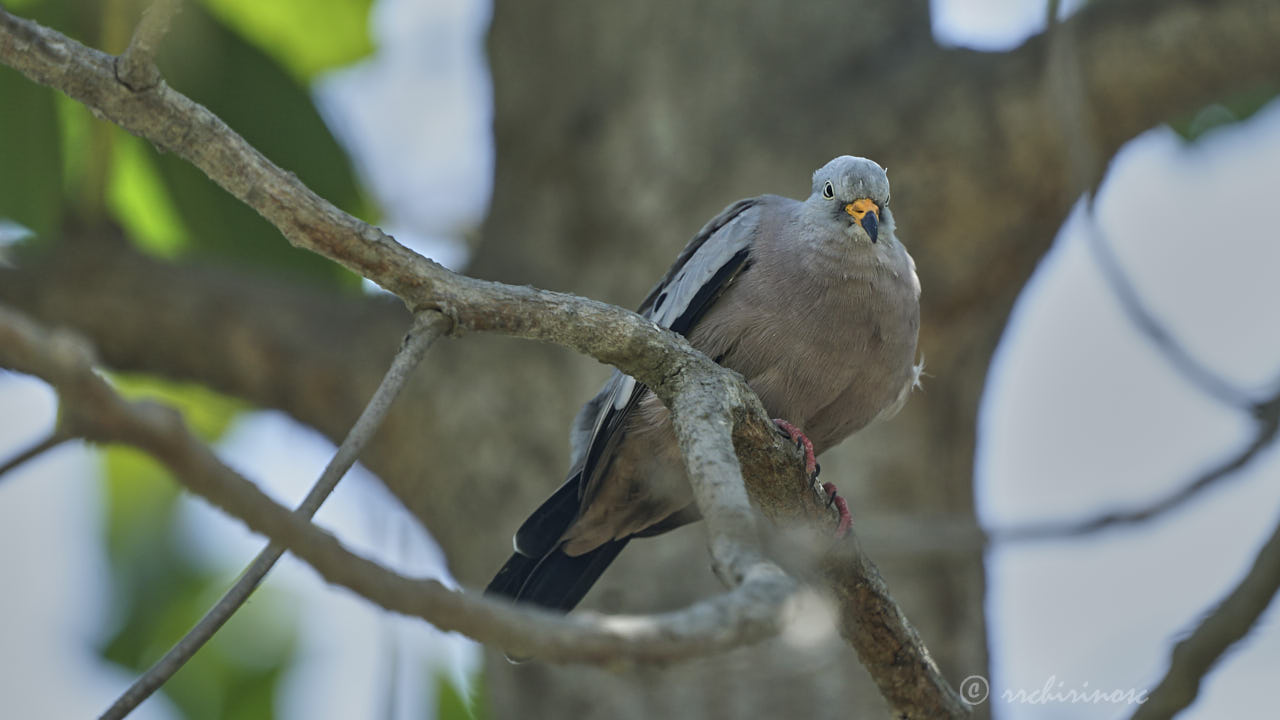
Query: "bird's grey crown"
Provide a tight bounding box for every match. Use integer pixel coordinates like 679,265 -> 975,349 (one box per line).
811,155 -> 890,206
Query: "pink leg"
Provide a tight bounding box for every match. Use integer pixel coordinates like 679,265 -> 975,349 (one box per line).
772,419 -> 816,477
774,419 -> 852,538
823,482 -> 852,538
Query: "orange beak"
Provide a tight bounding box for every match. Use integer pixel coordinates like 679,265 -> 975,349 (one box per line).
844,198 -> 880,243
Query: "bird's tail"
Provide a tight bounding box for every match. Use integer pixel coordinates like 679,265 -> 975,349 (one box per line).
485,539 -> 629,613
485,471 -> 629,613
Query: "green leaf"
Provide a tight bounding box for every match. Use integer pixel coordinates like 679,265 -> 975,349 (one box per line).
107,373 -> 247,441
108,133 -> 191,258
100,446 -> 182,562
200,0 -> 375,82
152,3 -> 370,288
53,94 -> 90,204
438,669 -> 488,720
0,67 -> 63,236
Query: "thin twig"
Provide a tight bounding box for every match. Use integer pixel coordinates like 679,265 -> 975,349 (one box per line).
1086,210 -> 1258,410
115,0 -> 180,92
994,401 -> 1280,542
0,430 -> 71,481
1131,507 -> 1280,720
100,311 -> 450,720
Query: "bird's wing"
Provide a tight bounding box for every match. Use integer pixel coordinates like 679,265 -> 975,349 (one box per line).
512,198 -> 762,555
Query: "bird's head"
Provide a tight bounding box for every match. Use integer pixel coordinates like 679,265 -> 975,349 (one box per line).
807,155 -> 892,244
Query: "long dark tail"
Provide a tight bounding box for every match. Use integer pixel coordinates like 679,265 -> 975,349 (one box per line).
486,539 -> 629,612
485,473 -> 628,612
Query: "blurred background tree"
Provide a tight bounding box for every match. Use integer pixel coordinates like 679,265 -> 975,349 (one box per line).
2,0 -> 1279,718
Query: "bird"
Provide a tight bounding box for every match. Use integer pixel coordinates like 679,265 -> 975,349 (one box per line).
486,155 -> 921,615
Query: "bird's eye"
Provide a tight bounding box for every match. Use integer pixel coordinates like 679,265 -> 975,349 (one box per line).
822,181 -> 834,199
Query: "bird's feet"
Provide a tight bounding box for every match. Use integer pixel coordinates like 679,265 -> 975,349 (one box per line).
822,482 -> 852,538
773,419 -> 851,538
773,419 -> 816,477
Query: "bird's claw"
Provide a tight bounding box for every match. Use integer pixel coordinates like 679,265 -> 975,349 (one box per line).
773,419 -> 847,537
772,419 -> 817,478
822,482 -> 853,538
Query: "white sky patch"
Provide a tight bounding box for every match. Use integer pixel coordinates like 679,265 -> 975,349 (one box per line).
0,374 -> 178,720
932,0 -> 1086,50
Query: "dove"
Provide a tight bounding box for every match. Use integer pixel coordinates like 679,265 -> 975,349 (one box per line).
487,155 -> 921,614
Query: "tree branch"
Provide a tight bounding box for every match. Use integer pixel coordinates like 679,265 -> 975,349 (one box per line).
1087,212 -> 1259,410
100,311 -> 450,720
0,240 -> 405,441
0,430 -> 71,482
994,396 -> 1280,542
1131,508 -> 1280,720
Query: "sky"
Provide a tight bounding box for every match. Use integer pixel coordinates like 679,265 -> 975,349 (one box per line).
2,1 -> 1278,718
